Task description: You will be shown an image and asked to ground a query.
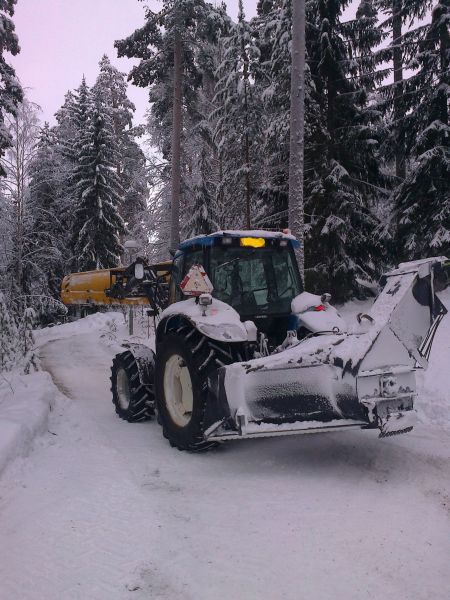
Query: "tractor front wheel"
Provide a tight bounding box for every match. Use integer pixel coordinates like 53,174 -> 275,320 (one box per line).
155,331 -> 220,451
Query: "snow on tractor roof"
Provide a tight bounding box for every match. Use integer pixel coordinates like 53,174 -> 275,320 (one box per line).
180,229 -> 299,250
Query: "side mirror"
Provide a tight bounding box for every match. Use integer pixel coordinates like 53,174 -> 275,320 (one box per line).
134,263 -> 145,280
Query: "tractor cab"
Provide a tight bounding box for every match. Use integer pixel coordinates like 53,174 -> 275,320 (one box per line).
169,231 -> 303,346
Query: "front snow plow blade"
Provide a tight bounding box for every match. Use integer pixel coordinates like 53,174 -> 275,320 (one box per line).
204,360 -> 368,441
204,338 -> 416,441
203,257 -> 449,442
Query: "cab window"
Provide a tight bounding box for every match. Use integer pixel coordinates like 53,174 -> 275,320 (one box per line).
183,248 -> 204,274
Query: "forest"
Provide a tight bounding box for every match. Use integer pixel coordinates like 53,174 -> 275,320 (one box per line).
0,0 -> 449,371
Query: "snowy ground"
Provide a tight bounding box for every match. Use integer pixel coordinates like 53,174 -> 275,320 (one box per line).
0,296 -> 449,600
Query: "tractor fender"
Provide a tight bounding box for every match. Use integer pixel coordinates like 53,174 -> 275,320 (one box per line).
120,342 -> 156,387
157,298 -> 249,344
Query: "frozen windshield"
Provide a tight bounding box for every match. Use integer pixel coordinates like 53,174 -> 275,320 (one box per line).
210,246 -> 301,316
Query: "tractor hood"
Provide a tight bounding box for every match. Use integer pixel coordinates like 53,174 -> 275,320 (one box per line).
160,297 -> 250,343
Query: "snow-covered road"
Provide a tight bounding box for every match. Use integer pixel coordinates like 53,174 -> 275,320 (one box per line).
1,322 -> 450,599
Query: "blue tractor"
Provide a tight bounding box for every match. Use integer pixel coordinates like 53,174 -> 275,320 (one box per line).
64,230 -> 449,451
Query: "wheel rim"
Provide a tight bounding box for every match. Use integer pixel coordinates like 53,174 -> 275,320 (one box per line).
163,353 -> 193,427
116,367 -> 131,410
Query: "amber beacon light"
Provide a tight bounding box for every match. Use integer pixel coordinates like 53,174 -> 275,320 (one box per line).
239,237 -> 266,248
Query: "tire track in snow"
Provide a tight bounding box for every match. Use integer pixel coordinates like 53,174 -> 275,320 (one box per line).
0,334 -> 185,600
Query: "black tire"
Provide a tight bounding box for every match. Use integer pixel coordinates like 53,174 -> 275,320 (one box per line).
155,328 -> 245,451
111,351 -> 155,422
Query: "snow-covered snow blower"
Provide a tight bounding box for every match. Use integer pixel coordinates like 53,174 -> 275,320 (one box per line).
61,231 -> 449,451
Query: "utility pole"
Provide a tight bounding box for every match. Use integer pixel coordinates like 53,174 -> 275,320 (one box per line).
288,0 -> 306,279
170,21 -> 183,251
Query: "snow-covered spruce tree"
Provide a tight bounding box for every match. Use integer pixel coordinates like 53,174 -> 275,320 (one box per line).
394,0 -> 450,260
185,146 -> 220,237
72,89 -> 126,271
27,123 -> 66,300
52,90 -> 79,218
304,0 -> 388,301
94,55 -> 134,136
120,129 -> 148,236
213,0 -> 262,229
55,78 -> 91,185
53,79 -> 94,270
251,0 -> 291,228
375,0 -> 434,180
116,0 -> 229,247
251,0 -> 325,230
93,55 -> 147,233
182,5 -> 231,237
0,292 -> 19,372
0,0 -> 23,177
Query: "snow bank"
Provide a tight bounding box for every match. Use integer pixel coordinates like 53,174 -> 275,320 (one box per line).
0,310 -> 153,478
34,310 -> 153,354
0,371 -> 58,475
34,311 -> 127,346
417,289 -> 450,428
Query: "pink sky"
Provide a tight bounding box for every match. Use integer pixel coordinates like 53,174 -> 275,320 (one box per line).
11,0 -> 357,126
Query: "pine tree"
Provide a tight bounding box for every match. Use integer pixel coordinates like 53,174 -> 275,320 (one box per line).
304,0 -> 388,300
53,90 -> 79,215
0,0 -> 23,177
251,0 -> 291,228
116,0 -> 229,246
73,89 -> 126,270
182,5 -> 231,236
213,0 -> 262,229
120,129 -> 148,234
252,0 -> 324,231
186,147 -> 219,237
93,55 -> 147,233
375,0 -> 435,181
53,79 -> 93,270
394,0 -> 450,259
27,123 -> 66,299
116,0 -> 200,248
94,55 -> 134,134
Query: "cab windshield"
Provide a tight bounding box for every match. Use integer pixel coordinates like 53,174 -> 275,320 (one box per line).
210,246 -> 302,317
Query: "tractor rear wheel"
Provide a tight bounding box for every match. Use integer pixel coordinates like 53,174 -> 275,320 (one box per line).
155,328 -> 244,451
111,351 -> 155,422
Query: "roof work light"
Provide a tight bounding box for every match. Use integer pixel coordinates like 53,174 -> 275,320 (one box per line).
240,237 -> 266,248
